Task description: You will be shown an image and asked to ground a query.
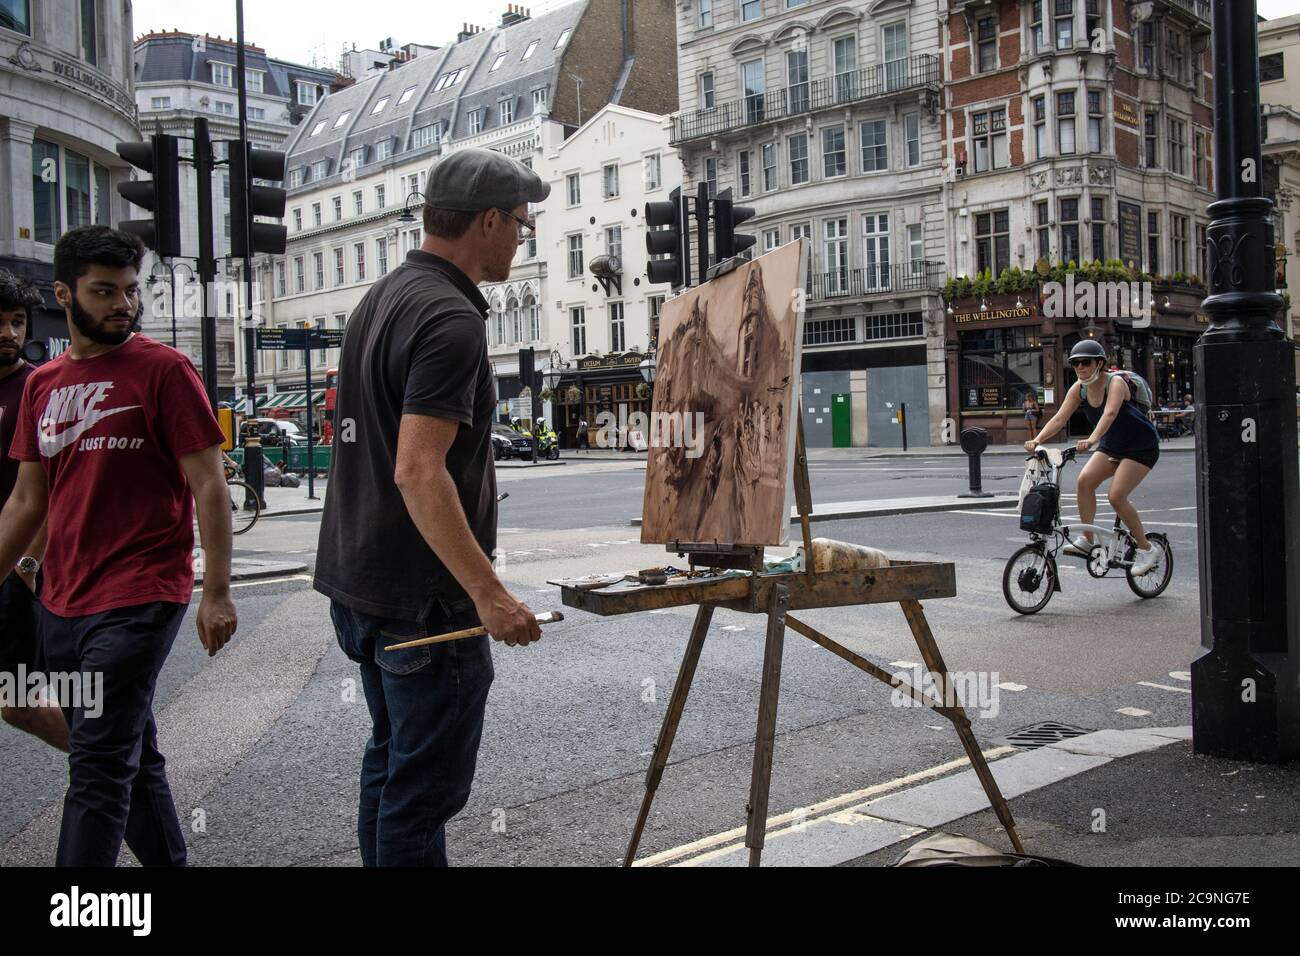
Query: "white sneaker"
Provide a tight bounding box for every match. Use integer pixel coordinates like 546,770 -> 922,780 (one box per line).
1131,544 -> 1161,575
1063,535 -> 1093,557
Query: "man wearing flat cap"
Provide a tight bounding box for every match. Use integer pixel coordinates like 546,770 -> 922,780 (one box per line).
316,147 -> 548,866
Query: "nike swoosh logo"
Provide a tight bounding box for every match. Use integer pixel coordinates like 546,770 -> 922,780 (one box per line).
39,405 -> 141,457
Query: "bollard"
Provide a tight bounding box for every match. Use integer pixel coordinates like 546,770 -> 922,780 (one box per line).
957,426 -> 994,498
241,424 -> 267,510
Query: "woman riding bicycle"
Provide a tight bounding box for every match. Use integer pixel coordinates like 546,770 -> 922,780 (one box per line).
1023,339 -> 1161,575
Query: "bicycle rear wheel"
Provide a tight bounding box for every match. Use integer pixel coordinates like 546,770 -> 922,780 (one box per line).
227,480 -> 260,535
1126,532 -> 1172,598
1002,543 -> 1057,615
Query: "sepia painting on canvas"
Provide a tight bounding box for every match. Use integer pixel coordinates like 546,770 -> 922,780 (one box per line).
640,240 -> 807,547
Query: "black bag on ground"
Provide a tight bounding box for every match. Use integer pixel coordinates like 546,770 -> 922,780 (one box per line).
1019,481 -> 1059,534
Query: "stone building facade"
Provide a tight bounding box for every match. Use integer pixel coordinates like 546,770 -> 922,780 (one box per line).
1,0 -> 139,356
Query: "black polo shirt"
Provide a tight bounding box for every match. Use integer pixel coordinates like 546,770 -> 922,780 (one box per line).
314,250 -> 497,622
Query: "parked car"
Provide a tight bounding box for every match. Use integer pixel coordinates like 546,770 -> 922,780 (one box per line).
491,424 -> 534,460
248,418 -> 304,448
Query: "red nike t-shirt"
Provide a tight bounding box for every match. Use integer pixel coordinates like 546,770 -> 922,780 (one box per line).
10,334 -> 225,616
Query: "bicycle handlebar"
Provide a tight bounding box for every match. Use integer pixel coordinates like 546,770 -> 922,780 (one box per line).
1031,446 -> 1077,462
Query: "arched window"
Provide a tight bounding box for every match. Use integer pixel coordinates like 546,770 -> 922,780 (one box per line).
506,296 -> 520,345
493,302 -> 506,346
522,293 -> 538,341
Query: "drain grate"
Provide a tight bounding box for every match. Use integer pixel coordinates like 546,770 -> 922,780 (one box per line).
1000,721 -> 1092,750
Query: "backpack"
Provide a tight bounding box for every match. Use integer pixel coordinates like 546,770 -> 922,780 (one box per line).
1019,480 -> 1059,534
1079,370 -> 1153,414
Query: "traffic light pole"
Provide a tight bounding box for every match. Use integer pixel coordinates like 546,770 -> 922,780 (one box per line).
1191,0 -> 1300,762
193,117 -> 218,409
235,0 -> 265,506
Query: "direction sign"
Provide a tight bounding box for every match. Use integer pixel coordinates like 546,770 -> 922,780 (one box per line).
255,328 -> 344,350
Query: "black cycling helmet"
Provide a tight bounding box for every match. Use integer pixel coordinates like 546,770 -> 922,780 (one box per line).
1067,339 -> 1106,366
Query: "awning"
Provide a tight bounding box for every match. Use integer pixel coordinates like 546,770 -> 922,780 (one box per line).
270,390 -> 326,410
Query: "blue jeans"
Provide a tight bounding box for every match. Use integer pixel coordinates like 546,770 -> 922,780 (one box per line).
330,598 -> 494,867
40,601 -> 189,867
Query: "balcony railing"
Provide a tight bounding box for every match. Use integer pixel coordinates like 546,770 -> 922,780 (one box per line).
671,54 -> 939,145
805,261 -> 945,301
1156,0 -> 1211,24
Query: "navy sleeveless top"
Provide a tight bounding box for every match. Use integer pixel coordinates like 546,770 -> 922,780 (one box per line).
1080,374 -> 1159,453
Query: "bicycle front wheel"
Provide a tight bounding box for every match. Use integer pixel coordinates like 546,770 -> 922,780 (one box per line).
1126,532 -> 1172,598
227,480 -> 260,535
1003,543 -> 1057,615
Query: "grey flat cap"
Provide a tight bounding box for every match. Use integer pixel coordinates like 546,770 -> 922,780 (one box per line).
423,147 -> 550,212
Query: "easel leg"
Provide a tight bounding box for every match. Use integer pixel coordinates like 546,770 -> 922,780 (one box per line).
900,599 -> 1025,854
745,583 -> 789,867
624,604 -> 714,866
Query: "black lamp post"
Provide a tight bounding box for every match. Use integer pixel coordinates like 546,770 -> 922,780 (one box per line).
542,348 -> 567,444
148,258 -> 195,349
1191,0 -> 1300,762
396,190 -> 425,224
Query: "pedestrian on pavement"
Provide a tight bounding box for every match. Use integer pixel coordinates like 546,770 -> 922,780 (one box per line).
0,226 -> 237,866
577,417 -> 589,453
0,269 -> 66,751
1024,339 -> 1161,574
315,147 -> 546,867
1021,390 -> 1042,439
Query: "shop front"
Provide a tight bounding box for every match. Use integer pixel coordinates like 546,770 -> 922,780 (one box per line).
945,282 -> 1207,445
946,297 -> 1056,446
554,351 -> 650,449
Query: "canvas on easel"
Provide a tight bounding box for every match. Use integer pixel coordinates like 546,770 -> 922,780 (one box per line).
640,240 -> 807,547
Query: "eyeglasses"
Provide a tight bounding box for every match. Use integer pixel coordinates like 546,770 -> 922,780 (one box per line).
496,208 -> 535,243
1069,358 -> 1102,368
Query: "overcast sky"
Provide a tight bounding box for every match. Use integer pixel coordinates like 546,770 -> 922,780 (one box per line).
131,0 -> 1300,70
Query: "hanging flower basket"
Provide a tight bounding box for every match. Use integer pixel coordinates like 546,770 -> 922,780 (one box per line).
540,387 -> 554,402
565,386 -> 582,404
635,382 -> 649,400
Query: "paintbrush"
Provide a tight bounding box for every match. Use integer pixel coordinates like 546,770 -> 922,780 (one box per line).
382,611 -> 564,650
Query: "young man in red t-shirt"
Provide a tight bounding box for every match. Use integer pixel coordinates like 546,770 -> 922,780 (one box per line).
0,227 -> 238,866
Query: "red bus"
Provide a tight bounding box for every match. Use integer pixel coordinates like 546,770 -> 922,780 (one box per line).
322,367 -> 338,444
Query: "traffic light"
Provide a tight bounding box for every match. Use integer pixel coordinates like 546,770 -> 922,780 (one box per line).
116,134 -> 182,258
518,347 -> 538,389
713,188 -> 756,261
645,186 -> 688,288
230,142 -> 288,257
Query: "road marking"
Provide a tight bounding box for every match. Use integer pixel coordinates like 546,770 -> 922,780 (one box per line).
193,573 -> 314,592
1115,707 -> 1152,717
634,746 -> 1018,867
996,682 -> 1028,692
1137,681 -> 1192,694
1169,671 -> 1192,682
534,548 -> 557,553
951,510 -> 1020,516
888,660 -> 918,669
720,625 -> 745,632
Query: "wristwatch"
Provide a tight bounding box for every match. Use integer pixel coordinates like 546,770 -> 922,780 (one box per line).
16,556 -> 39,574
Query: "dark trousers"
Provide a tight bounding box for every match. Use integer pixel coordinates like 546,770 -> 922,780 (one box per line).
330,599 -> 494,866
40,601 -> 188,867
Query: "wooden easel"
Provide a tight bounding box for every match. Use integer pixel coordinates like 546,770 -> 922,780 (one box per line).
560,413 -> 1025,867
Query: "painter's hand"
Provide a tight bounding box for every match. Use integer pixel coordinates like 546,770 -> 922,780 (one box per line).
474,586 -> 541,647
197,589 -> 238,657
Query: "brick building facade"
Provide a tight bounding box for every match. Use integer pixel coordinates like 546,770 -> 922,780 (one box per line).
941,0 -> 1216,444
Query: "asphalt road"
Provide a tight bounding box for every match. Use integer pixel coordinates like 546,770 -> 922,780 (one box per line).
0,449 -> 1204,866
